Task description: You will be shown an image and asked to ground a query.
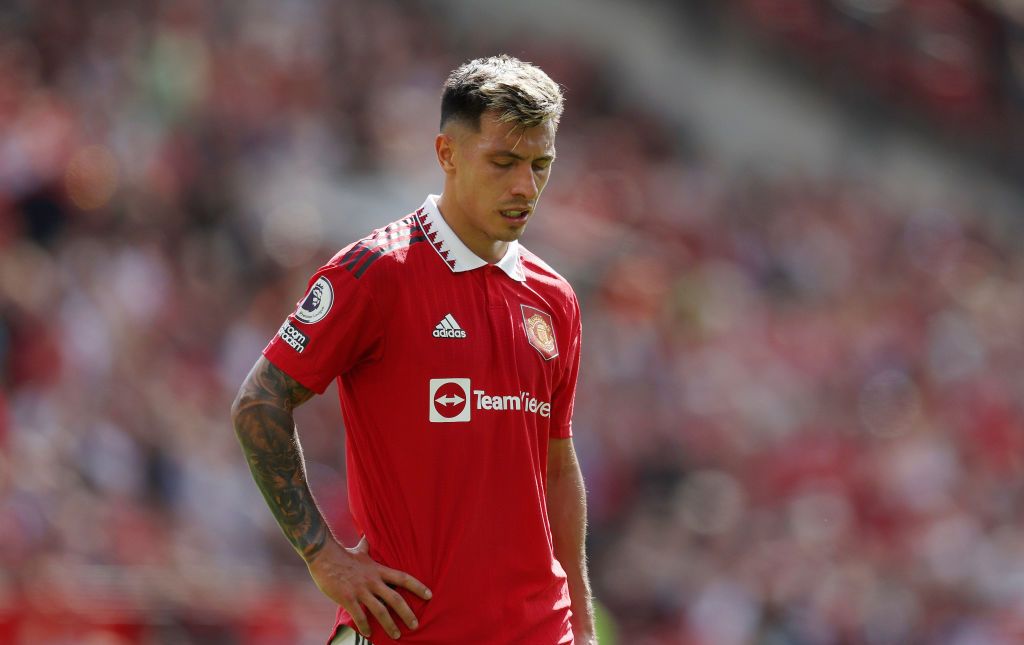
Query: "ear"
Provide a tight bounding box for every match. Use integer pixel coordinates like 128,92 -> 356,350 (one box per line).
435,133 -> 456,174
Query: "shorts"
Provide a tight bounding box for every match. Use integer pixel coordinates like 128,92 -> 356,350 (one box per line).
330,626 -> 375,645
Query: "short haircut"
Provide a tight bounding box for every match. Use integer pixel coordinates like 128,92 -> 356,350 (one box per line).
440,55 -> 564,132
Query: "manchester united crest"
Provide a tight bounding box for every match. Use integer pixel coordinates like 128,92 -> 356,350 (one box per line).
521,304 -> 558,360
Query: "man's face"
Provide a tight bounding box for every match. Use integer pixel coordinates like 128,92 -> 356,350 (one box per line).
441,110 -> 556,254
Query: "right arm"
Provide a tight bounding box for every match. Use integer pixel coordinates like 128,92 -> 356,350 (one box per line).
230,355 -> 323,558
230,356 -> 431,639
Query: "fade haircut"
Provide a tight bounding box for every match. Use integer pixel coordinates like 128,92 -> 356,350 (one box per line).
440,55 -> 564,132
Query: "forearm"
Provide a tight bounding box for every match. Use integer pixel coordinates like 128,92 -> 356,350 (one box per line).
231,357 -> 328,563
233,403 -> 330,561
547,445 -> 595,639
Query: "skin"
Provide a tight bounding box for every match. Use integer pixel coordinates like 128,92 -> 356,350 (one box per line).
547,437 -> 597,644
435,110 -> 557,263
231,356 -> 432,640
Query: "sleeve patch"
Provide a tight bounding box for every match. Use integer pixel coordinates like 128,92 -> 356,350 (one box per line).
278,320 -> 309,353
295,276 -> 334,324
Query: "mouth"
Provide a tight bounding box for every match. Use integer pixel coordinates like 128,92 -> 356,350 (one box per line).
499,208 -> 531,224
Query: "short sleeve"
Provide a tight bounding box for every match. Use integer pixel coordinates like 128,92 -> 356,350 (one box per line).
262,263 -> 385,394
549,297 -> 582,438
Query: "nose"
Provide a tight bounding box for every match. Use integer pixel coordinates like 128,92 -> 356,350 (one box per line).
510,164 -> 539,201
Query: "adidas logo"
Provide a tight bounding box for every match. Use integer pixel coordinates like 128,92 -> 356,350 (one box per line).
433,313 -> 467,339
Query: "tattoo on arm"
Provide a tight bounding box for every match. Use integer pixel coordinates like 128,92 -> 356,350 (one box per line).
231,357 -> 328,561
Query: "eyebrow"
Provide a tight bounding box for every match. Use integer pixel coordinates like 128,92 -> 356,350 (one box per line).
489,150 -> 556,161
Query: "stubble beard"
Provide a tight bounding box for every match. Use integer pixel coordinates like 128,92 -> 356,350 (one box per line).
492,222 -> 527,243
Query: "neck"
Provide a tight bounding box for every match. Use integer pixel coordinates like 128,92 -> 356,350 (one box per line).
435,193 -> 508,264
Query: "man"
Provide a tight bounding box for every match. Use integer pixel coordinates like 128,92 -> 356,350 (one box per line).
231,55 -> 595,644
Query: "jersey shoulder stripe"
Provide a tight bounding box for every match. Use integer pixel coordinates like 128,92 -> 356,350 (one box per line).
337,212 -> 426,279
339,226 -> 419,271
337,215 -> 417,267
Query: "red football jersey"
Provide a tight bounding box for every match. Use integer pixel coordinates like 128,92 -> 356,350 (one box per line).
263,195 -> 581,644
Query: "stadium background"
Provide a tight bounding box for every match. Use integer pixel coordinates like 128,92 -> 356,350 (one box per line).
3,0 -> 1024,643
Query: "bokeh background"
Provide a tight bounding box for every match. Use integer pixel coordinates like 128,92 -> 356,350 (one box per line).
4,0 -> 1024,643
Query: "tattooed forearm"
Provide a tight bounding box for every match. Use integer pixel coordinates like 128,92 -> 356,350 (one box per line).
231,357 -> 328,562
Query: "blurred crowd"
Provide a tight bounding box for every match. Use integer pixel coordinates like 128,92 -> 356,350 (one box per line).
3,1 -> 1024,644
729,0 -> 1024,165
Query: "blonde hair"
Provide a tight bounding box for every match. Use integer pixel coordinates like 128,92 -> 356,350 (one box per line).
440,55 -> 564,131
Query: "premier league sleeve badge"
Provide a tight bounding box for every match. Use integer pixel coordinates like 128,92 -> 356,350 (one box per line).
295,276 -> 334,324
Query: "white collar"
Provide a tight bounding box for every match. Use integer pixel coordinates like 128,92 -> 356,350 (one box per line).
415,194 -> 526,282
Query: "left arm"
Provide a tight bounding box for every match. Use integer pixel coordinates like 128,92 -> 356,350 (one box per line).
547,437 -> 596,644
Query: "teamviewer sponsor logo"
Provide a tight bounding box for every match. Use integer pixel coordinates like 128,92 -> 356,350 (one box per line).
429,378 -> 552,423
474,390 -> 551,418
429,378 -> 471,422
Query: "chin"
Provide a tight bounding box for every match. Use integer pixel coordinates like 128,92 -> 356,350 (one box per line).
494,228 -> 526,242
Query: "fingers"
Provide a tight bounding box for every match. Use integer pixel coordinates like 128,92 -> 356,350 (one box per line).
362,593 -> 402,640
380,566 -> 433,601
321,552 -> 431,639
373,581 -> 420,631
341,596 -> 371,639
